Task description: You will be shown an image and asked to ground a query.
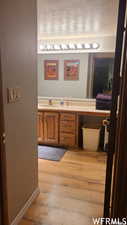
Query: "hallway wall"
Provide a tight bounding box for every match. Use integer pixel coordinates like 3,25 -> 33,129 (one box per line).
0,0 -> 38,224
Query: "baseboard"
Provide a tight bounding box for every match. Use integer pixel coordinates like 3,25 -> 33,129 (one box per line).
11,187 -> 40,225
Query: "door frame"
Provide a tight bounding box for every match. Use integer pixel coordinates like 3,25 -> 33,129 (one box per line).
111,24 -> 127,218
0,56 -> 9,225
103,0 -> 126,218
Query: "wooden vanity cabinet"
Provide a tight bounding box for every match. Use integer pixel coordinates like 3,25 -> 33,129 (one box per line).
38,108 -> 109,147
44,112 -> 59,144
37,112 -> 44,142
60,113 -> 77,147
38,111 -> 77,147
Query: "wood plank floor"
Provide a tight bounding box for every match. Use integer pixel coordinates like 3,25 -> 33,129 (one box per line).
19,149 -> 107,225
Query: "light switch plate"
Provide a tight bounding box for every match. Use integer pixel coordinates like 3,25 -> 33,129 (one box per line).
13,87 -> 21,101
7,88 -> 14,103
7,87 -> 21,103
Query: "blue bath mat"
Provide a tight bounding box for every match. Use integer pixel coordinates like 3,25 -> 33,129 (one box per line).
38,145 -> 67,161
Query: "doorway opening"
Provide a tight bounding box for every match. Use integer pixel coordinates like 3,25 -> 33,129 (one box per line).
22,0 -> 125,224
36,1 -> 119,225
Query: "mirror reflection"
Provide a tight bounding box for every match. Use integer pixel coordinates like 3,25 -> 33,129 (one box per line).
38,52 -> 114,100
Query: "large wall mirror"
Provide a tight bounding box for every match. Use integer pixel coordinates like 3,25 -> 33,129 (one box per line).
87,53 -> 114,99
38,52 -> 114,99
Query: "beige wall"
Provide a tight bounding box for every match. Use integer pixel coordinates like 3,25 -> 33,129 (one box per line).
0,0 -> 38,224
38,53 -> 89,98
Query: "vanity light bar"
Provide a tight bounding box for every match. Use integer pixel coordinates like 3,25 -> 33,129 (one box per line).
40,43 -> 99,51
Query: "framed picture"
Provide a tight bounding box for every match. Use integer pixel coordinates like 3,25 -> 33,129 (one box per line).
64,60 -> 80,80
44,60 -> 58,80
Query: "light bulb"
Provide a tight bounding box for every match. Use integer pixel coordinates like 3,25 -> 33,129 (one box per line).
84,43 -> 91,49
68,43 -> 76,49
76,43 -> 83,49
92,43 -> 99,49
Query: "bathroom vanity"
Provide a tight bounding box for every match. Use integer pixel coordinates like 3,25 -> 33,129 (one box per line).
38,103 -> 110,148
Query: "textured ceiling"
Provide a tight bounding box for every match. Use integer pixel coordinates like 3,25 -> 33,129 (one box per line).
37,0 -> 119,40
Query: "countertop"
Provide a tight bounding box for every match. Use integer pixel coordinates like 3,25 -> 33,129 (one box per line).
38,104 -> 110,116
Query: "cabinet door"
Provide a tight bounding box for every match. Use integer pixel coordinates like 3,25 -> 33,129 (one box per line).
38,112 -> 44,142
44,112 -> 59,144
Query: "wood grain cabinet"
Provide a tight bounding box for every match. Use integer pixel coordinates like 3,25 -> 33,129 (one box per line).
60,113 -> 76,147
38,112 -> 44,142
44,112 -> 59,144
38,111 -> 77,147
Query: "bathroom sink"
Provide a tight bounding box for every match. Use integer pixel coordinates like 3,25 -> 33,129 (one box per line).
38,104 -> 59,107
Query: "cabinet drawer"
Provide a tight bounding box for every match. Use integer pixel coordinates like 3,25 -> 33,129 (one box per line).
60,120 -> 75,133
60,113 -> 76,121
60,133 -> 76,146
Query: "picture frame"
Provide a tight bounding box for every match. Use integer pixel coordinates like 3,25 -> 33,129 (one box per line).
64,60 -> 80,80
44,60 -> 58,80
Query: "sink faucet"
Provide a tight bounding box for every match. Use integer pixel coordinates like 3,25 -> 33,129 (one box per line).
49,98 -> 53,105
60,98 -> 64,106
